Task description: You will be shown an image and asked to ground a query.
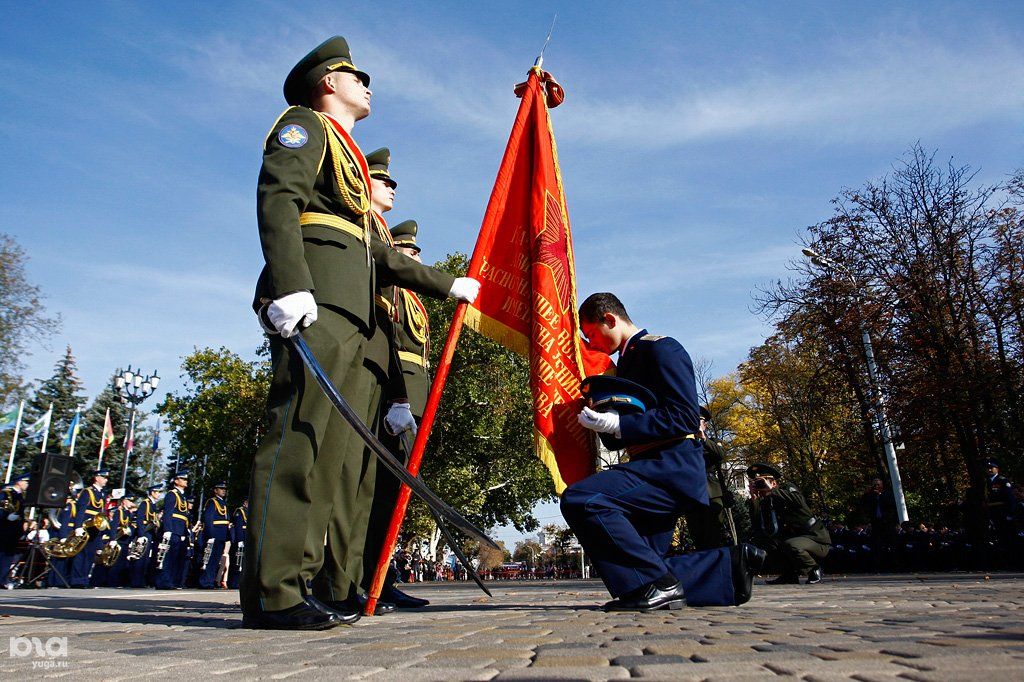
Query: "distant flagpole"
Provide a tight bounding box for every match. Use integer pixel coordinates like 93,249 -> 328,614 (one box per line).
39,403 -> 53,453
147,418 -> 161,486
98,407 -> 111,468
4,400 -> 25,484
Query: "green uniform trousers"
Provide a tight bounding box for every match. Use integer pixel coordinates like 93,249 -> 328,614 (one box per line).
311,365 -> 384,601
757,535 -> 830,575
242,308 -> 369,613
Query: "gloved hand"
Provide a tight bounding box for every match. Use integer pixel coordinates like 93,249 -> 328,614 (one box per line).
385,402 -> 417,437
449,277 -> 481,303
266,291 -> 318,338
74,527 -> 86,537
577,406 -> 621,437
7,513 -> 19,522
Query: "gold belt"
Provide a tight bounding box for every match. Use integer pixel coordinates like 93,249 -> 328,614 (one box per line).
213,520 -> 230,525
299,212 -> 365,242
624,434 -> 695,458
172,513 -> 189,522
398,350 -> 426,367
375,294 -> 394,316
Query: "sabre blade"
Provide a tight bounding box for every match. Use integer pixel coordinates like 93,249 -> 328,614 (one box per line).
291,334 -> 499,550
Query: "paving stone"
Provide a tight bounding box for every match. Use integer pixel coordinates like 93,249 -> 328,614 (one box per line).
494,666 -> 631,680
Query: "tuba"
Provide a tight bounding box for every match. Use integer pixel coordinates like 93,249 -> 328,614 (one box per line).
96,523 -> 131,567
43,512 -> 109,559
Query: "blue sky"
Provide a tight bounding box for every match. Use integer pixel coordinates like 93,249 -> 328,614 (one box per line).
3,2 -> 1022,545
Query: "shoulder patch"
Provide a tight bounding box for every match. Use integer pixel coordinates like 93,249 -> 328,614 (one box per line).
278,124 -> 308,148
640,334 -> 666,342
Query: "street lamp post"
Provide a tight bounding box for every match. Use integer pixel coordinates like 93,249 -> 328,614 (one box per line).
802,248 -> 909,523
113,365 -> 159,489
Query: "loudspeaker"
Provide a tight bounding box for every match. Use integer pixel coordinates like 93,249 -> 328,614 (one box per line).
24,452 -> 75,508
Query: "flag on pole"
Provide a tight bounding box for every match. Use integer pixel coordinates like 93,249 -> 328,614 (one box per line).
23,406 -> 53,442
0,408 -> 19,431
97,408 -> 114,468
151,418 -> 161,451
61,410 -> 82,447
463,67 -> 613,493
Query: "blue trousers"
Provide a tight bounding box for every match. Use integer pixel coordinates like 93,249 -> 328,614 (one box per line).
154,535 -> 187,589
70,536 -> 104,587
562,464 -> 733,602
198,538 -> 227,588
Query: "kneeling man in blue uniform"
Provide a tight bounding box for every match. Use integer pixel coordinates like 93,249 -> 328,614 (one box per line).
562,293 -> 764,611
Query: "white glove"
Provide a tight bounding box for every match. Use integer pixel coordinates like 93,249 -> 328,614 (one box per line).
578,406 -> 621,438
449,277 -> 481,303
74,527 -> 86,537
266,291 -> 318,338
7,513 -> 19,522
385,402 -> 418,437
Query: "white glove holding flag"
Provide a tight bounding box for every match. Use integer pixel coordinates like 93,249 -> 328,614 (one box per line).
385,402 -> 417,437
449,277 -> 481,303
578,406 -> 621,438
267,291 -> 318,338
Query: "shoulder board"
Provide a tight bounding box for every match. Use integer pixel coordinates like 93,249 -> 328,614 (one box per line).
640,334 -> 666,342
782,483 -> 799,493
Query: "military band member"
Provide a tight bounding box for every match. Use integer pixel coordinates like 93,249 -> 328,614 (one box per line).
70,469 -> 108,588
198,482 -> 230,589
228,499 -> 247,589
48,486 -> 78,587
0,473 -> 30,586
243,35 -> 479,630
155,471 -> 189,590
130,485 -> 162,588
986,458 -> 1018,554
563,294 -> 764,610
105,493 -> 135,587
746,463 -> 830,584
182,496 -> 197,587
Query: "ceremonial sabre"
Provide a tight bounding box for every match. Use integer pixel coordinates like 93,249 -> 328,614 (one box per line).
399,433 -> 492,598
289,333 -> 498,550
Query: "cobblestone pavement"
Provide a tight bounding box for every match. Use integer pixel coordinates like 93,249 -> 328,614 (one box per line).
0,574 -> 1022,680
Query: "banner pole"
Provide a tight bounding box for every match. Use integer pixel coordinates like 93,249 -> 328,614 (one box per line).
365,69 -> 543,616
4,401 -> 24,484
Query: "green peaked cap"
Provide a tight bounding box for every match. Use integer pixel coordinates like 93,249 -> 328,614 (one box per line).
390,220 -> 419,252
365,147 -> 396,188
284,36 -> 370,107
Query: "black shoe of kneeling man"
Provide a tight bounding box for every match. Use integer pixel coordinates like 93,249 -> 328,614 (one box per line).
765,572 -> 801,585
604,580 -> 687,613
242,601 -> 339,630
806,566 -> 823,584
305,596 -> 361,625
732,543 -> 767,605
382,584 -> 429,609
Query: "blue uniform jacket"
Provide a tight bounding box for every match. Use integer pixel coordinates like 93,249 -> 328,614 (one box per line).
135,498 -> 159,535
230,507 -> 247,545
0,488 -> 24,545
110,507 -> 133,539
73,487 -> 107,528
201,497 -> 230,542
161,489 -> 190,536
614,330 -> 708,506
56,499 -> 76,539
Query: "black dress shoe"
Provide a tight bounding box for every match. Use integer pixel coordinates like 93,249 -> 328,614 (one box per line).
765,573 -> 800,585
806,566 -> 823,584
242,602 -> 338,630
381,584 -> 429,608
306,596 -> 361,625
604,581 -> 686,612
731,543 -> 767,605
359,593 -> 396,615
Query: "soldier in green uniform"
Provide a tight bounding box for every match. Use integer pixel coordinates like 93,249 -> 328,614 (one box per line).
243,37 -> 479,630
683,406 -> 729,549
360,218 -> 433,609
746,463 -> 830,584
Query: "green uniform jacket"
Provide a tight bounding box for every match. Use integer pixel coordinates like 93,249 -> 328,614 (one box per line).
749,483 -> 830,546
253,106 -> 455,335
393,289 -> 430,417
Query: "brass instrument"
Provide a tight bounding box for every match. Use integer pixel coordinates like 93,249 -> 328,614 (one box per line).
43,512 -> 109,559
0,495 -> 15,514
95,523 -> 131,568
127,519 -> 157,561
235,540 -> 244,568
155,532 -> 171,569
200,538 -> 215,571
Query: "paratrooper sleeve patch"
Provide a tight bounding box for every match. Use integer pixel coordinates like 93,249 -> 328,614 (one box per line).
278,124 -> 309,148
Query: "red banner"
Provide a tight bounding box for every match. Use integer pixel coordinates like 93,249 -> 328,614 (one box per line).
465,68 -> 612,493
